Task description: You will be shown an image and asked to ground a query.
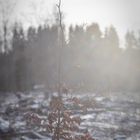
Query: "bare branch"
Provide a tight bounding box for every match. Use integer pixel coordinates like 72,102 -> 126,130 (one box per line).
56,0 -> 63,31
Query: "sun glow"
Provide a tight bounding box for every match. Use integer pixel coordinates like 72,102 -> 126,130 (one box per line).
13,0 -> 140,39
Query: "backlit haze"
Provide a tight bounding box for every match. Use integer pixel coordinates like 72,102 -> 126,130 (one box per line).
14,0 -> 140,43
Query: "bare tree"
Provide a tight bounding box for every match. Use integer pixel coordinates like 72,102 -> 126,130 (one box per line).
25,0 -> 50,26
0,0 -> 15,52
52,1 -> 64,140
56,0 -> 64,96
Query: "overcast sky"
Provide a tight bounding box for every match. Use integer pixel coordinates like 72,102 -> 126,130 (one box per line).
13,0 -> 140,39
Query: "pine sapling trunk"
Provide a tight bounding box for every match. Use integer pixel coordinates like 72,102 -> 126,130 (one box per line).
57,0 -> 64,97
56,0 -> 63,140
56,109 -> 61,140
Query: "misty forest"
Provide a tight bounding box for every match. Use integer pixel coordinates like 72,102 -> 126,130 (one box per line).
0,0 -> 140,140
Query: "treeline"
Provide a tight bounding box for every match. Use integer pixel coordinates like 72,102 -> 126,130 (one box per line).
0,22 -> 140,92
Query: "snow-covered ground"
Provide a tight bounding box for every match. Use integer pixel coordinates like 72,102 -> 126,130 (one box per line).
0,91 -> 140,140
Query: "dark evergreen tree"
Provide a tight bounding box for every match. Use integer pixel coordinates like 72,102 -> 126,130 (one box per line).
125,31 -> 137,49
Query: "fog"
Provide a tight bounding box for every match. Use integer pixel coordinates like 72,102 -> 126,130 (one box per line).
0,1 -> 140,140
0,0 -> 140,93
